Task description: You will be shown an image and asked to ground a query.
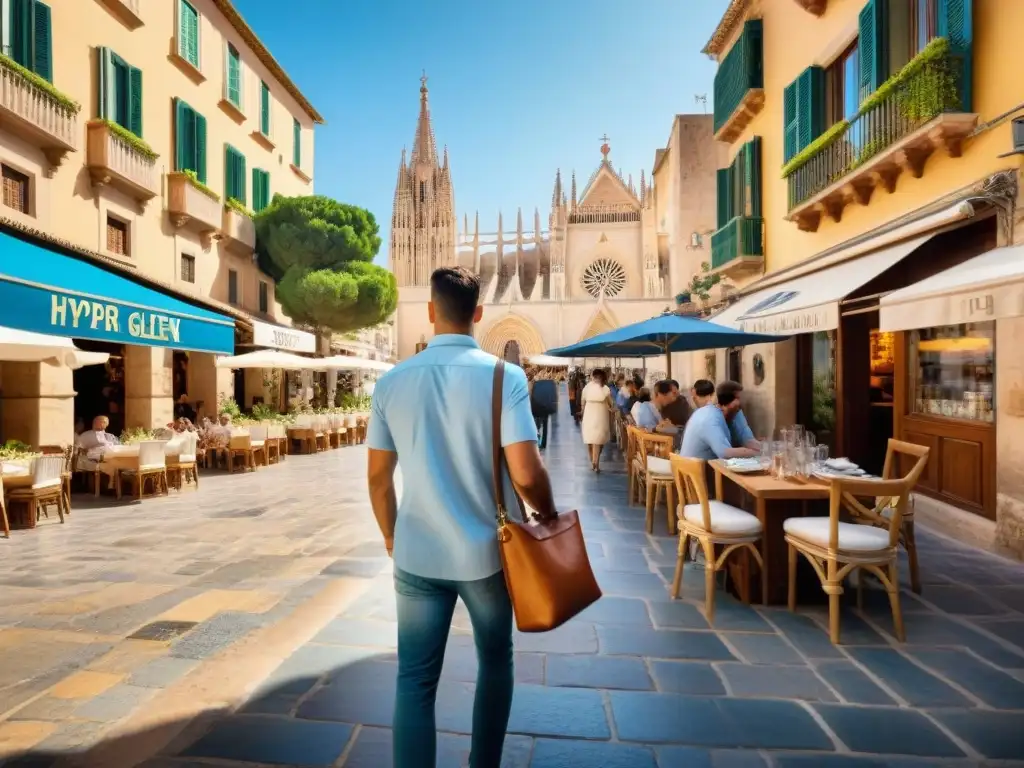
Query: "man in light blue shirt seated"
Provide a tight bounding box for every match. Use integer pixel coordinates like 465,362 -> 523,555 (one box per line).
680,380 -> 760,461
615,378 -> 636,413
367,267 -> 557,768
729,407 -> 759,450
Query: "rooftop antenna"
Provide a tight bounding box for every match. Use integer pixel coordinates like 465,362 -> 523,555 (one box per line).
694,94 -> 708,114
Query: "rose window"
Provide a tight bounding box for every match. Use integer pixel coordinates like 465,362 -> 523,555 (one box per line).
581,258 -> 627,298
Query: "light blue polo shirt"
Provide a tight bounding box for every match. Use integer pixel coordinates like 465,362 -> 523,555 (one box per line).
730,409 -> 756,447
367,334 -> 538,582
679,404 -> 733,461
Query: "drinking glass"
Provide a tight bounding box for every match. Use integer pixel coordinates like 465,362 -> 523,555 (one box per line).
792,425 -> 805,445
759,437 -> 771,465
804,432 -> 817,449
771,445 -> 786,480
816,444 -> 829,464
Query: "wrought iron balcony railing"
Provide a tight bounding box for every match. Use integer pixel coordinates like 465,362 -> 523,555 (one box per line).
712,19 -> 764,142
711,215 -> 764,276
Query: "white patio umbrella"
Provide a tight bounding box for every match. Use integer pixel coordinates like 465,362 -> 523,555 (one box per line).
320,355 -> 394,372
526,354 -> 571,368
215,349 -> 325,370
0,325 -> 109,369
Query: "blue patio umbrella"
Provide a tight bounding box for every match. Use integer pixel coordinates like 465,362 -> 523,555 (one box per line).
545,312 -> 789,378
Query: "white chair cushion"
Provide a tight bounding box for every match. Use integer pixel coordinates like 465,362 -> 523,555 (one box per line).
176,454 -> 197,463
680,501 -> 762,536
783,517 -> 892,552
31,478 -> 62,490
646,456 -> 672,477
251,440 -> 265,448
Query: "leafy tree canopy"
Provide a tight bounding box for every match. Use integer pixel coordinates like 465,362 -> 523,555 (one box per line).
254,195 -> 395,334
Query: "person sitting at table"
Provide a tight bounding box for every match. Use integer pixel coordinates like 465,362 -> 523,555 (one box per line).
630,387 -> 652,424
77,416 -> 120,453
720,382 -> 760,451
659,379 -> 692,428
680,380 -> 759,461
615,378 -> 636,413
634,381 -> 677,432
691,379 -> 715,409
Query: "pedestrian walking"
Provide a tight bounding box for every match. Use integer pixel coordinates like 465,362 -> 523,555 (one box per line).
530,370 -> 558,450
580,368 -> 615,472
366,266 -> 558,768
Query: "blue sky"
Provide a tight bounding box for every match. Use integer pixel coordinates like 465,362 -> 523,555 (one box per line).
234,0 -> 729,265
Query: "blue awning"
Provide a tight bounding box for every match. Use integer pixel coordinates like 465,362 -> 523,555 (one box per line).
0,228 -> 235,354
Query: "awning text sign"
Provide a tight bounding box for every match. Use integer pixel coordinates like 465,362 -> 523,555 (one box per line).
252,319 -> 316,353
50,295 -> 182,344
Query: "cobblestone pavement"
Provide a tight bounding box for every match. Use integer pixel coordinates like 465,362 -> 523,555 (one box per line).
1,407 -> 1024,767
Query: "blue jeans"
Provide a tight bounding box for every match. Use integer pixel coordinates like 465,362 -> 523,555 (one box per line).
393,566 -> 514,768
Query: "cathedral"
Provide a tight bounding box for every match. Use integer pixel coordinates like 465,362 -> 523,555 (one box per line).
391,77 -> 675,363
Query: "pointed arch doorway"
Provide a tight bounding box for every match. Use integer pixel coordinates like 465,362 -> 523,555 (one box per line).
502,340 -> 521,366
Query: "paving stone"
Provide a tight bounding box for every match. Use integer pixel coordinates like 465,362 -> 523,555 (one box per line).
576,596 -> 652,626
920,584 -> 1007,615
513,622 -> 598,654
718,698 -> 834,750
610,692 -> 748,747
772,756 -> 943,767
761,611 -> 844,659
168,611 -> 264,660
717,664 -> 836,701
813,704 -> 964,757
813,660 -> 895,705
722,633 -> 805,665
545,654 -> 652,690
7,696 -> 79,722
930,709 -> 1024,760
597,626 -> 734,660
529,738 -> 657,768
508,684 -> 610,739
127,657 -> 198,689
596,572 -> 670,599
320,558 -> 390,578
181,715 -> 353,765
593,552 -> 654,574
656,747 -> 770,767
909,647 -> 1024,708
312,618 -> 398,648
127,620 -> 198,642
845,647 -> 971,707
73,684 -> 156,721
899,613 -> 1024,669
648,661 -> 725,695
646,600 -> 712,630
338,726 -> 533,768
976,619 -> 1024,652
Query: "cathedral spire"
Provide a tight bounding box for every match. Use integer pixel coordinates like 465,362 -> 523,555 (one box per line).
570,171 -> 577,208
551,169 -> 563,209
411,72 -> 437,166
640,169 -> 646,205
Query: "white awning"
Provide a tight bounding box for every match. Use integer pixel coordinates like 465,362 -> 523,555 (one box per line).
880,243 -> 1024,331
527,354 -> 571,367
251,319 -> 317,353
319,355 -> 394,372
216,349 -> 324,370
714,235 -> 933,334
0,326 -> 109,369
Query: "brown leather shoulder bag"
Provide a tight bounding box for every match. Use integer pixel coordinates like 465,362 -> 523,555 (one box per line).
491,360 -> 602,632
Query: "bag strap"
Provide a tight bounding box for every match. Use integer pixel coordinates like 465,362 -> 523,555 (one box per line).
491,360 -> 527,524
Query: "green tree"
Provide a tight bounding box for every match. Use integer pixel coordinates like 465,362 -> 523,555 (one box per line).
255,195 -> 396,334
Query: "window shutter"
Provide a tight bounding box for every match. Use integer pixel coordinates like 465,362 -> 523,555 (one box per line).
194,112 -> 207,184
260,82 -> 270,135
745,137 -> 762,218
180,0 -> 199,67
783,80 -> 798,163
730,150 -> 744,221
227,45 -> 240,106
716,168 -> 731,229
293,118 -> 300,166
112,55 -> 129,129
858,0 -> 889,101
235,150 -> 246,205
32,1 -> 52,82
938,0 -> 973,111
98,47 -> 112,120
11,0 -> 32,69
175,98 -> 189,172
129,66 -> 143,137
795,66 -> 825,154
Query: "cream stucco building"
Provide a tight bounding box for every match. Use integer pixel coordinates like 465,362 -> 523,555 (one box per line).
0,0 -> 321,447
391,78 -> 685,367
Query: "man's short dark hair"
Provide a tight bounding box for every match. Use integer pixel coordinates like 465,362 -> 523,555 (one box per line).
654,380 -> 674,396
669,379 -> 679,389
693,379 -> 715,398
430,267 -> 480,326
636,387 -> 652,403
716,380 -> 744,407
632,375 -> 644,389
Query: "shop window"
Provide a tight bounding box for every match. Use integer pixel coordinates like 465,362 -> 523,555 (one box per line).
106,215 -> 129,257
910,322 -> 994,422
180,253 -> 195,283
228,269 -> 239,305
258,280 -> 268,313
1,164 -> 29,213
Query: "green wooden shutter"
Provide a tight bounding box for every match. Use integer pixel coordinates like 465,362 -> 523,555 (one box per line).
744,137 -> 762,218
730,150 -> 744,221
783,80 -> 798,163
226,44 -> 241,106
174,99 -> 190,172
858,0 -> 889,101
795,66 -> 825,154
180,0 -> 199,67
129,66 -> 143,136
32,1 -> 52,82
938,0 -> 973,111
194,111 -> 207,183
98,47 -> 112,120
292,118 -> 300,166
232,149 -> 246,205
111,54 -> 129,129
260,82 -> 270,134
716,167 -> 731,229
11,0 -> 33,69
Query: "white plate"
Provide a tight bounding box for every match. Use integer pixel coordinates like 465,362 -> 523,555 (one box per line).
726,461 -> 768,474
825,458 -> 858,471
813,469 -> 871,481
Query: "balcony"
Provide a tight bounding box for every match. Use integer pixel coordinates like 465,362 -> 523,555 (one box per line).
713,19 -> 764,143
785,42 -> 977,233
793,0 -> 827,14
86,121 -> 158,207
221,205 -> 255,253
711,216 -> 764,278
0,57 -> 78,177
167,172 -> 222,248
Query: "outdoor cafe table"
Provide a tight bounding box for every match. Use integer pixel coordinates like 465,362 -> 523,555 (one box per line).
708,459 -> 831,605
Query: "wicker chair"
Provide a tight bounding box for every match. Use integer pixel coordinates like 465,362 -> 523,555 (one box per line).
118,441 -> 169,500
166,432 -> 199,491
7,455 -> 66,525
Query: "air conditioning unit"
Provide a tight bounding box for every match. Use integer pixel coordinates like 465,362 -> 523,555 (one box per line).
997,116 -> 1024,157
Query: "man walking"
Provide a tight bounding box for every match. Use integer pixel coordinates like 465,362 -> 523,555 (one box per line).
367,267 -> 558,768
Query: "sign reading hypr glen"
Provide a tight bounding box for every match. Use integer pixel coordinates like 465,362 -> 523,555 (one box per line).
50,294 -> 184,344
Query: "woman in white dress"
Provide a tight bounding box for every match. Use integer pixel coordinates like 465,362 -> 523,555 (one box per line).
580,369 -> 614,473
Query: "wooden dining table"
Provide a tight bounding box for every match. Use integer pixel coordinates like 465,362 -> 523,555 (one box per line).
708,459 -> 832,605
